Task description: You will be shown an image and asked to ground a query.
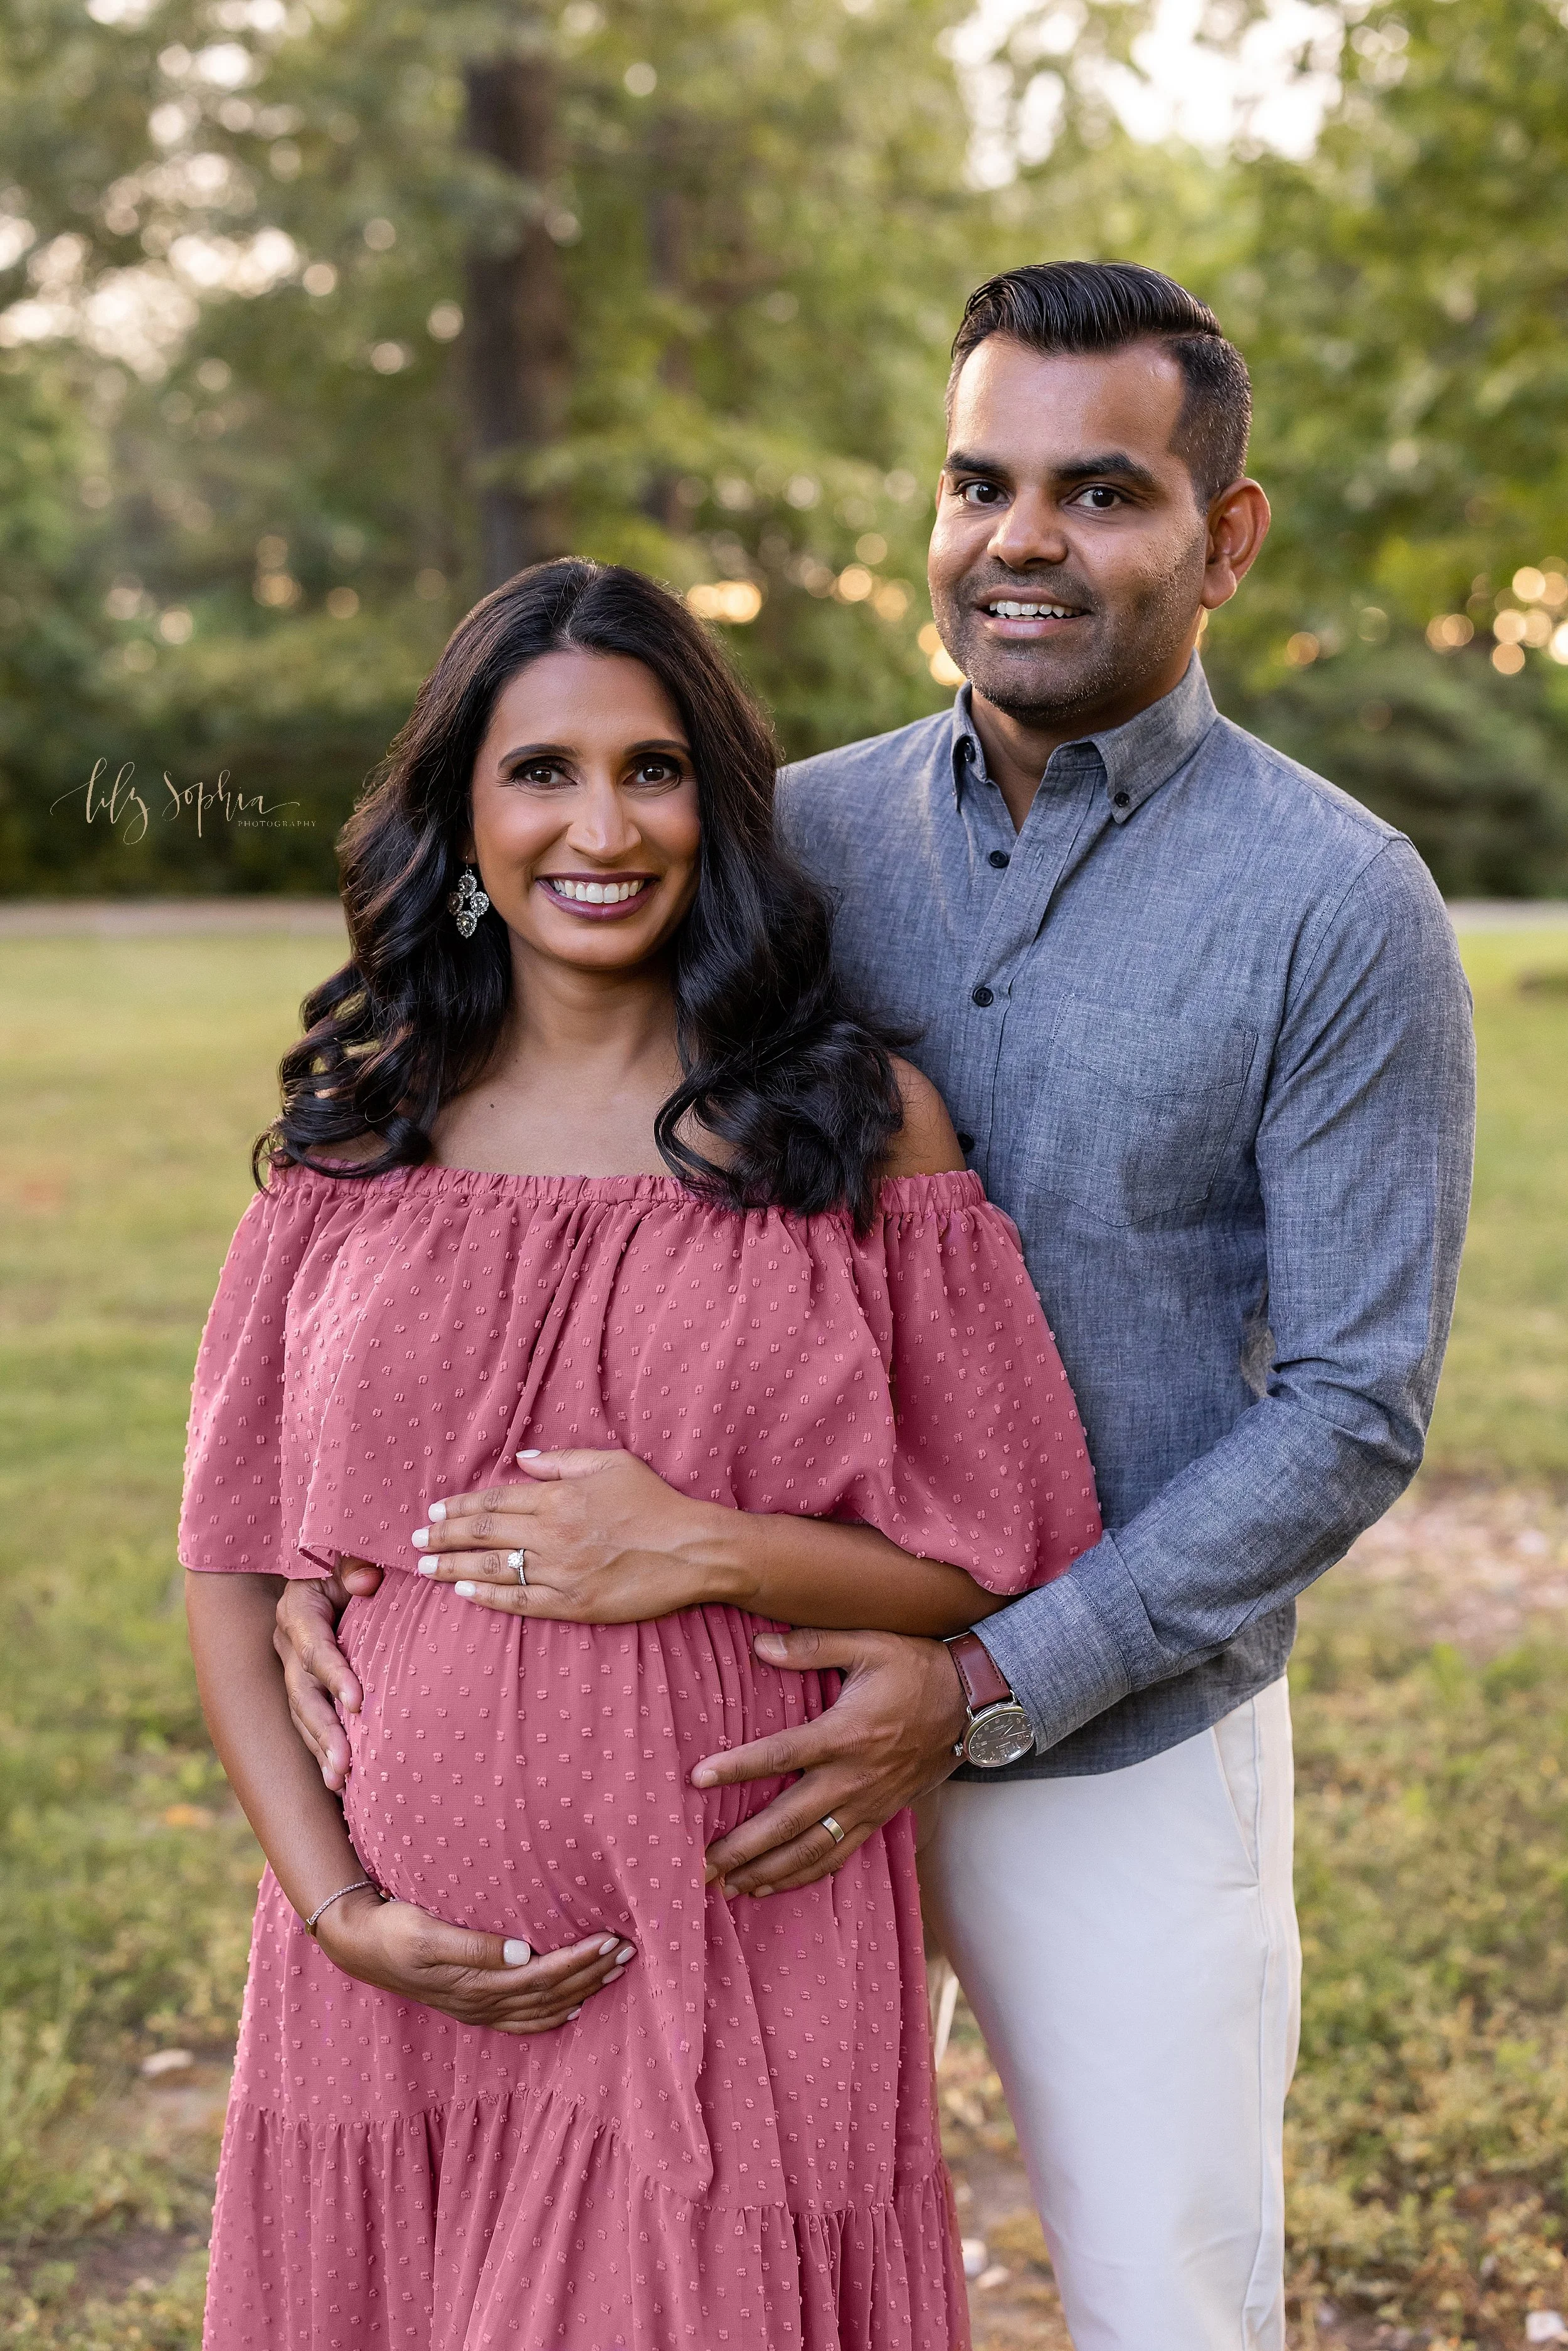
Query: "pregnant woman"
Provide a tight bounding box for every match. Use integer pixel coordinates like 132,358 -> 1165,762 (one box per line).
181,557 -> 1100,2351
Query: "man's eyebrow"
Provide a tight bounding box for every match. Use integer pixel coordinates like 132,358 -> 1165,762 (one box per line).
1055,451 -> 1163,494
942,447 -> 1165,494
943,449 -> 1009,479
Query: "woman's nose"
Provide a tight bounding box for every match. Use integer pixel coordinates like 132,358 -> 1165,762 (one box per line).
565,780 -> 640,859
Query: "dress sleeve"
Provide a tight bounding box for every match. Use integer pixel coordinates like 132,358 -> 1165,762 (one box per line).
844,1182 -> 1103,1595
177,1172 -> 329,1578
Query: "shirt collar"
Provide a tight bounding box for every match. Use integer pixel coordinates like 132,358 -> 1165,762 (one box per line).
948,653 -> 1219,824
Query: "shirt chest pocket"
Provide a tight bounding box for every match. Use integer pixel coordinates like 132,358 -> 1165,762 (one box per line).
1025,995 -> 1258,1229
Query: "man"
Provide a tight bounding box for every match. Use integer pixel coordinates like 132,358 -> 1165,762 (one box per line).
278,263 -> 1474,2348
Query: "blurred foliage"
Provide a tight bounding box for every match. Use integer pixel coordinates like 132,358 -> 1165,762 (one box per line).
1,0 -> 1567,895
1231,644 -> 1568,899
0,2250 -> 209,2350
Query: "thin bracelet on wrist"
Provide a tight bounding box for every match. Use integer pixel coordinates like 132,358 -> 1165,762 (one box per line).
302,1877 -> 378,1937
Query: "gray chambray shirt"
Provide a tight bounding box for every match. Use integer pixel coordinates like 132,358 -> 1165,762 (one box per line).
776,655 -> 1475,1779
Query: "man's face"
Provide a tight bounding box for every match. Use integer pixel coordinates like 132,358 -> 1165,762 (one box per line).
928,336 -> 1212,731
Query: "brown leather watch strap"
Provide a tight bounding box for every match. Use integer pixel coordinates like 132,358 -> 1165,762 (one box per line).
945,1630 -> 1015,1715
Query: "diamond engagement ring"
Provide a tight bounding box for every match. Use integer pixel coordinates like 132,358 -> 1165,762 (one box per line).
506,1549 -> 527,1584
820,1814 -> 846,1845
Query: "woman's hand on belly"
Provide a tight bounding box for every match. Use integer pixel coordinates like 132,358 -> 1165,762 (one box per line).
409,1448 -> 739,1624
315,1888 -> 637,2036
409,1446 -> 1009,1640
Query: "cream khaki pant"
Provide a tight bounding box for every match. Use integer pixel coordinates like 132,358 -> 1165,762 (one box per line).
918,1677 -> 1301,2351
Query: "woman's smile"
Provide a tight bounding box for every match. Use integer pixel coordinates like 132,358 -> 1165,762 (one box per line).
536,870 -> 656,918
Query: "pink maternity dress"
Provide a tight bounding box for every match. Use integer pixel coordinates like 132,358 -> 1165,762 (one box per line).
179,1165 -> 1101,2351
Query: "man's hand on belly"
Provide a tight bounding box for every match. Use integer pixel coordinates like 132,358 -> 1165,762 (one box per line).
692,1628 -> 970,1899
275,1564 -> 383,1791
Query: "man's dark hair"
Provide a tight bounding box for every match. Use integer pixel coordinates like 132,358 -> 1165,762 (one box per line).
948,260 -> 1252,505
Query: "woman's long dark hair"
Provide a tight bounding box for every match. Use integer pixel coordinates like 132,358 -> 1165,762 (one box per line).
258,558 -> 906,1226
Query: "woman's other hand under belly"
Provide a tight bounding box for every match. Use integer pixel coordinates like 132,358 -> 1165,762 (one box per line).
314,1886 -> 636,2036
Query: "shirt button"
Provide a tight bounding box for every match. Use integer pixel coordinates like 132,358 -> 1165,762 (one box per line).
972,984 -> 995,1007
987,849 -> 1010,869
956,1131 -> 975,1152
1113,789 -> 1131,809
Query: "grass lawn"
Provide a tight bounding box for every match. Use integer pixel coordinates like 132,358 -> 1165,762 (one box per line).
0,916 -> 1565,2349
1426,926 -> 1568,1480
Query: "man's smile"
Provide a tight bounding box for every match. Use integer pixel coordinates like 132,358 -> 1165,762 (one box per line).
974,592 -> 1091,639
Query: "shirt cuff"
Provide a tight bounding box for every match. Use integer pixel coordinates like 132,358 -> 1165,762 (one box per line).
976,1534 -> 1140,1754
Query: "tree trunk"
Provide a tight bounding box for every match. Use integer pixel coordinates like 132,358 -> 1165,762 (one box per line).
644,178 -> 691,536
462,51 -> 571,590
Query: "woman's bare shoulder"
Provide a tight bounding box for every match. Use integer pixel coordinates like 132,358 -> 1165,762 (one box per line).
276,1128 -> 387,1174
881,1058 -> 967,1177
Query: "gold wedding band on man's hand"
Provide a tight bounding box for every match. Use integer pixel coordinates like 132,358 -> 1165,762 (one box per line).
820,1814 -> 846,1845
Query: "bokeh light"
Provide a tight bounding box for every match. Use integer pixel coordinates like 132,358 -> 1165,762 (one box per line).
686,580 -> 763,624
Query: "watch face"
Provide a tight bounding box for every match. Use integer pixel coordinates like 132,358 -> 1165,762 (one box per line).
965,1702 -> 1035,1770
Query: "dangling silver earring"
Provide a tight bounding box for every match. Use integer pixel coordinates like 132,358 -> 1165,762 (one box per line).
448,865 -> 489,939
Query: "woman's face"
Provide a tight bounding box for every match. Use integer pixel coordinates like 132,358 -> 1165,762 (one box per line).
467,649 -> 701,975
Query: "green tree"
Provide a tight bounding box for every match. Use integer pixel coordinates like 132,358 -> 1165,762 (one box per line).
973,0 -> 1568,892
0,0 -> 995,892
6,0 -> 1567,897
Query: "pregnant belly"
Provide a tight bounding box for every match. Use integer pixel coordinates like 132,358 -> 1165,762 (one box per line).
337,1572 -> 823,1948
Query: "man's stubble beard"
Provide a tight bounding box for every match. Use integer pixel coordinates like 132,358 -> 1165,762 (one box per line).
941,536 -> 1205,733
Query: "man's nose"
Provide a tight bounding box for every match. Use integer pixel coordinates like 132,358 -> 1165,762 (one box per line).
988,491 -> 1069,570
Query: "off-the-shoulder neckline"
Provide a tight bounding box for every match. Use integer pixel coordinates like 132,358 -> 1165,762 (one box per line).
270,1161 -> 984,1214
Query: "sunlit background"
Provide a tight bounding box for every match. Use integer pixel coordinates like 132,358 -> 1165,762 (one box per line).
2,0 -> 1567,900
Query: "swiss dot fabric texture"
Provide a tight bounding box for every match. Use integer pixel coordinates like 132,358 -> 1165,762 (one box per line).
181,1165 -> 1101,2351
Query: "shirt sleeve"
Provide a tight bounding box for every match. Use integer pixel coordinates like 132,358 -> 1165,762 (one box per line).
977,837 -> 1476,1749
842,1185 -> 1103,1595
177,1173 -> 330,1579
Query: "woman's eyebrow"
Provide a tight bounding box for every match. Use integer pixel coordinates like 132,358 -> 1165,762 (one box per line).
499,736 -> 691,762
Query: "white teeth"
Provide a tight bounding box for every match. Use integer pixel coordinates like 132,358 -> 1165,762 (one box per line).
988,600 -> 1076,619
546,877 -> 648,904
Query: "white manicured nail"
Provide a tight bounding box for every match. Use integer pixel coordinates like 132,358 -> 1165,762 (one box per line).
454,1580 -> 476,1599
566,2006 -> 581,2020
411,1527 -> 430,1549
517,1448 -> 542,1460
427,1501 -> 447,1521
615,1945 -> 635,1965
605,1966 -> 624,1983
502,1938 -> 532,1966
598,1937 -> 618,1956
416,1561 -> 436,1578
